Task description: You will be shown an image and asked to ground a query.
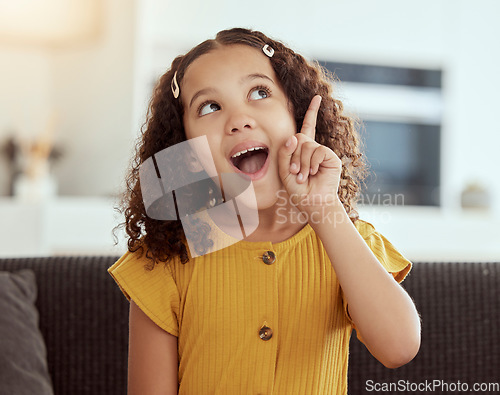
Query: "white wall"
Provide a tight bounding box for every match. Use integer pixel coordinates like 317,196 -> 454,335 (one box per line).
442,1 -> 500,215
0,48 -> 53,195
50,0 -> 135,196
0,0 -> 135,197
140,0 -> 447,65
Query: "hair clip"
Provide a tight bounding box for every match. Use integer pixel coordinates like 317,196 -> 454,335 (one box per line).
262,44 -> 274,58
171,71 -> 180,98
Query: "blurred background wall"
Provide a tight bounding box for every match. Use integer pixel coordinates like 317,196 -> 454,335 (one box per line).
0,0 -> 134,197
0,0 -> 499,259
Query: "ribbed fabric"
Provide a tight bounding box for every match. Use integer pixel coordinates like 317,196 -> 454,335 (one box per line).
108,220 -> 411,394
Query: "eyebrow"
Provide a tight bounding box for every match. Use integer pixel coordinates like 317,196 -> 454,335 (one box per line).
188,73 -> 275,109
189,87 -> 217,110
244,73 -> 275,85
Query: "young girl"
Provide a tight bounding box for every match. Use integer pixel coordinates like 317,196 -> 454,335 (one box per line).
109,28 -> 421,394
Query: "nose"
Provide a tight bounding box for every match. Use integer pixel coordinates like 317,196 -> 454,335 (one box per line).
225,109 -> 256,135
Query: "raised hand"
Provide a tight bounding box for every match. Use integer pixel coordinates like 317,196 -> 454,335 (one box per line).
278,95 -> 342,213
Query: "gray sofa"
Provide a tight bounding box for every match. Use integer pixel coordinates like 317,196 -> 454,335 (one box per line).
0,257 -> 498,394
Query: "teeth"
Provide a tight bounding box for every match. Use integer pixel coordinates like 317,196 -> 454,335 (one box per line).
231,146 -> 265,158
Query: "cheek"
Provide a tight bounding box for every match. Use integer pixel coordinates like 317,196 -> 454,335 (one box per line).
201,138 -> 225,174
274,110 -> 297,137
181,125 -> 223,176
183,123 -> 198,140
182,117 -> 193,139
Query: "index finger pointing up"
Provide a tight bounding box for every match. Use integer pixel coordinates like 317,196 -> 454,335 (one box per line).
300,95 -> 322,140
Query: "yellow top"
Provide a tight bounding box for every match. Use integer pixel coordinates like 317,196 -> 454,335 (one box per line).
108,219 -> 411,394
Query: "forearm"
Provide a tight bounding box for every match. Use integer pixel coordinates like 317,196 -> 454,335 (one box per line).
309,201 -> 420,368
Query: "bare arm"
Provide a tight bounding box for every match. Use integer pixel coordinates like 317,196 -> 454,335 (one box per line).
128,300 -> 179,394
312,202 -> 421,368
278,95 -> 420,368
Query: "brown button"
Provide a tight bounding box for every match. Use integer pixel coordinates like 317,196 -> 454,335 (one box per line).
262,251 -> 276,265
259,326 -> 273,340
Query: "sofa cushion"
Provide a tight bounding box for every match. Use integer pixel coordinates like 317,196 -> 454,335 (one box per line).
0,269 -> 53,395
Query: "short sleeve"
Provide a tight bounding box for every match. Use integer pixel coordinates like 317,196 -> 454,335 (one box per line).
343,220 -> 412,341
355,220 -> 412,282
108,250 -> 180,337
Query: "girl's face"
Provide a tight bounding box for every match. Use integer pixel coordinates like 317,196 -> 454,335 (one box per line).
181,44 -> 296,209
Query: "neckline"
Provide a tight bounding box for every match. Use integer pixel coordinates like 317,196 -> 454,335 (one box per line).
232,222 -> 314,250
197,207 -> 315,253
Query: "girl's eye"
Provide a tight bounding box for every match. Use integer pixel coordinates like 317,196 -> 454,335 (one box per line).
249,87 -> 270,101
199,102 -> 221,116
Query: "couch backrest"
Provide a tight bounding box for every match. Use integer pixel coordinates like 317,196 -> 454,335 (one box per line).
1,258 -> 499,394
348,261 -> 500,393
0,256 -> 129,395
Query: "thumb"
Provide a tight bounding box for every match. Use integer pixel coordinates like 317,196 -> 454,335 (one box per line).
278,135 -> 298,182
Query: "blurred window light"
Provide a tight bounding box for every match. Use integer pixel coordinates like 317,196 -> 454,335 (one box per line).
0,0 -> 101,46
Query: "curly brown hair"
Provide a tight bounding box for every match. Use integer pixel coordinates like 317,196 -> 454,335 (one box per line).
116,27 -> 367,269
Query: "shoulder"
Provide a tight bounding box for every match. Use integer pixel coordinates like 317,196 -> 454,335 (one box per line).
109,249 -> 179,283
108,248 -> 181,303
108,249 -> 182,336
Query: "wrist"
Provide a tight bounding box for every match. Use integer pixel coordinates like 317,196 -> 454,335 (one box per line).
302,198 -> 351,231
291,192 -> 341,211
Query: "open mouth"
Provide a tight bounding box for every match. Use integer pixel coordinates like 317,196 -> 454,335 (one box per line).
230,146 -> 269,175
